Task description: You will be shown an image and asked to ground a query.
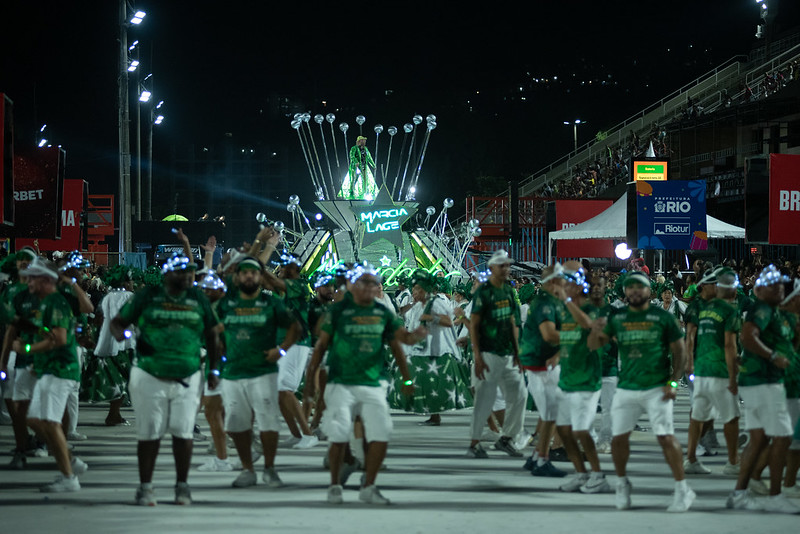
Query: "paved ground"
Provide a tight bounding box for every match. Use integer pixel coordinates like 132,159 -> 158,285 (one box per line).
1,391 -> 796,533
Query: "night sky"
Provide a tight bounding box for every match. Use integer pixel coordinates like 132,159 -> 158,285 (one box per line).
2,1 -> 799,210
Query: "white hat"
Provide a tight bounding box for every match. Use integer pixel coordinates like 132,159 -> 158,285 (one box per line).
487,250 -> 513,266
20,256 -> 58,280
221,249 -> 246,272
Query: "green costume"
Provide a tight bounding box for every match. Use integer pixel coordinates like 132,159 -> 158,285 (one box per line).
34,292 -> 80,381
340,144 -> 378,200
519,290 -> 565,368
739,300 -> 795,387
558,302 -> 603,392
471,281 -> 519,356
694,298 -> 741,378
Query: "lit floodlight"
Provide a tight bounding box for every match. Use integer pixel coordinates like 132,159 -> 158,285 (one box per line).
154,115 -> 164,125
615,243 -> 632,260
128,60 -> 140,72
130,11 -> 146,24
38,139 -> 48,147
40,124 -> 46,132
156,100 -> 164,109
129,40 -> 139,51
409,186 -> 416,194
139,90 -> 152,102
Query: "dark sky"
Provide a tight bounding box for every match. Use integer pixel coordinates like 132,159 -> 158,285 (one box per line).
2,1 -> 799,206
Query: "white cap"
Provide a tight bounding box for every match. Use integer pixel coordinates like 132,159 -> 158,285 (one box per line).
20,256 -> 58,280
487,250 -> 513,266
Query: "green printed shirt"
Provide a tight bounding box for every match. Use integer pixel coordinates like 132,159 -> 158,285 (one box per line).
322,294 -> 404,387
558,301 -> 602,392
34,291 -> 80,381
598,305 -> 618,377
519,291 -> 565,368
471,282 -> 519,357
278,278 -> 312,347
0,281 -> 28,325
119,285 -> 219,379
603,305 -> 684,390
784,312 -> 800,398
694,298 -> 741,378
216,291 -> 295,379
11,288 -> 41,368
739,300 -> 795,387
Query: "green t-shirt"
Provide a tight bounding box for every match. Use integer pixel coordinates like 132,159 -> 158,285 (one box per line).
519,291 -> 564,368
558,301 -> 602,392
278,278 -> 311,347
11,288 -> 41,368
598,305 -> 618,377
0,281 -> 28,325
471,282 -> 519,357
784,313 -> 800,398
684,297 -> 707,327
695,298 -> 741,378
603,305 -> 684,390
119,285 -> 219,379
739,300 -> 794,387
322,294 -> 404,387
308,295 -> 330,346
34,291 -> 80,381
216,291 -> 295,379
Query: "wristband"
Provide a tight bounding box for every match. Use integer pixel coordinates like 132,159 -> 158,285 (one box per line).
25,344 -> 32,354
403,379 -> 413,386
211,369 -> 220,377
667,380 -> 678,389
277,347 -> 287,358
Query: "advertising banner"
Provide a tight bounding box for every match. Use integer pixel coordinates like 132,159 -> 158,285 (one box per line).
633,160 -> 668,181
768,153 -> 800,245
555,199 -> 613,257
636,179 -> 707,250
17,179 -> 84,251
3,147 -> 64,239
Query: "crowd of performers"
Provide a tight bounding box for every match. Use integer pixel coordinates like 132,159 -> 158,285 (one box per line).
1,228 -> 799,513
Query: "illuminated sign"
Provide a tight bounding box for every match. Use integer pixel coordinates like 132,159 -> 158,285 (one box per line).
633,160 -> 668,181
351,185 -> 415,248
312,257 -> 461,285
360,207 -> 409,233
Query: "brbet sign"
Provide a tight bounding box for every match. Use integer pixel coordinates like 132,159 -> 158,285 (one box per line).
636,179 -> 707,250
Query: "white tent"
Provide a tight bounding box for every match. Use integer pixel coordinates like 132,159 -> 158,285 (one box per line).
547,192 -> 745,261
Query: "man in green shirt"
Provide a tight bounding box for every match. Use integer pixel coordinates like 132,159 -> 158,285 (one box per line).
589,271 -> 694,512
111,253 -> 220,507
216,256 -> 301,489
467,250 -> 526,460
727,265 -> 798,513
685,267 -> 741,476
15,257 -> 88,492
304,262 -> 423,505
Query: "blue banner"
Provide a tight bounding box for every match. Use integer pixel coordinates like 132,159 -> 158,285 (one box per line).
636,180 -> 707,250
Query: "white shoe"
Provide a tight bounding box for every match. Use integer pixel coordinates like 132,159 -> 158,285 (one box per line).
581,472 -> 611,494
749,479 -> 769,495
683,459 -> 711,474
327,484 -> 344,504
70,457 -> 88,475
293,434 -> 319,449
615,478 -> 632,510
559,473 -> 589,492
722,462 -> 740,476
41,474 -> 80,493
726,489 -> 763,510
262,467 -> 283,488
66,431 -> 88,442
359,484 -> 390,505
596,440 -> 612,454
282,436 -> 301,448
197,457 -> 236,472
174,482 -> 191,505
763,493 -> 800,514
231,469 -> 257,488
135,484 -> 157,506
667,485 -> 696,512
783,485 -> 800,498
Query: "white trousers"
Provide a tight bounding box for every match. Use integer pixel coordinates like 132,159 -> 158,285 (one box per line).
470,352 -> 526,440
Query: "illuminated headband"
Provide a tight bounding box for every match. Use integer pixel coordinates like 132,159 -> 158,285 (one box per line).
198,272 -> 227,292
755,264 -> 789,288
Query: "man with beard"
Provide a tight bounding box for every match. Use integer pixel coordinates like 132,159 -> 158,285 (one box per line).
589,271 -> 694,512
216,256 -> 301,488
111,253 -> 220,506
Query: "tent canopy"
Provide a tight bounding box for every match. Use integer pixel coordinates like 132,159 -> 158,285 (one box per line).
549,192 -> 745,241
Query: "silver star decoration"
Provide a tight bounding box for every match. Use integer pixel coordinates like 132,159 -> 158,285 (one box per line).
447,389 -> 456,403
379,255 -> 392,267
457,393 -> 467,406
426,361 -> 441,376
429,390 -> 438,397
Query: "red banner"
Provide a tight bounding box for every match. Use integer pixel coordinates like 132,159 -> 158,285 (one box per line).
555,199 -> 613,258
17,179 -> 84,251
768,154 -> 800,245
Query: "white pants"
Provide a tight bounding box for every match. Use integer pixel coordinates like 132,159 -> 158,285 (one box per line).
322,383 -> 393,443
222,374 -> 281,433
597,376 -> 618,442
525,366 -> 561,421
278,345 -> 311,392
739,383 -> 793,437
470,353 -> 526,440
129,367 -> 202,440
27,375 -> 77,423
611,387 -> 674,436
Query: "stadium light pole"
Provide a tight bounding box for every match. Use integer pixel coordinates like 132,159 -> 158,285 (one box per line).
563,119 -> 586,152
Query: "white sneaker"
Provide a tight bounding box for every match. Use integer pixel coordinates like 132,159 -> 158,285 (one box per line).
722,462 -> 740,476
282,436 -> 301,448
615,478 -> 632,510
66,431 -> 88,442
70,457 -> 88,475
726,489 -> 763,510
174,482 -> 191,505
683,459 -> 711,474
359,484 -> 390,505
262,467 -> 284,488
559,473 -> 589,492
232,469 -> 257,488
667,485 -> 696,512
763,493 -> 800,514
41,474 -> 80,493
749,479 -> 769,495
293,434 -> 320,449
581,472 -> 611,494
327,484 -> 344,504
783,485 -> 800,498
197,457 -> 236,472
135,484 -> 157,506
595,440 -> 612,454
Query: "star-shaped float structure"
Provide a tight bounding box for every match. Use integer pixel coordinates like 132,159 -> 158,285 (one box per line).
351,185 -> 416,248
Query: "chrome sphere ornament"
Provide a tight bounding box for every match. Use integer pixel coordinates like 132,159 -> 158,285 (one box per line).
325,113 -> 335,123
286,203 -> 297,213
355,115 -> 366,126
290,120 -> 301,130
403,123 -> 413,133
301,113 -> 311,122
273,221 -> 285,232
472,227 -> 482,237
468,218 -> 480,228
443,198 -> 454,209
293,113 -> 302,120
374,124 -> 383,134
315,187 -> 324,200
314,114 -> 324,124
255,213 -> 267,223
339,122 -> 349,133
426,206 -> 436,216
289,194 -> 300,205
427,121 -> 437,131
388,126 -> 398,136
426,114 -> 437,123
412,115 -> 423,125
